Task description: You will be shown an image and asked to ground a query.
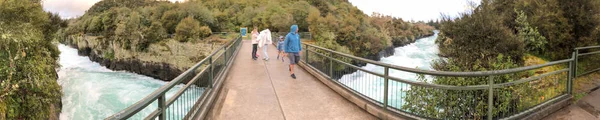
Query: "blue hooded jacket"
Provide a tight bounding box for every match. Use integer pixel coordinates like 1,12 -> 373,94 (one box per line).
284,25 -> 302,53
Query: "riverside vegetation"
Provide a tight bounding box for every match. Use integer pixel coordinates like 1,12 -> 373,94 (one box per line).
0,0 -> 67,119
57,0 -> 435,81
402,0 -> 600,119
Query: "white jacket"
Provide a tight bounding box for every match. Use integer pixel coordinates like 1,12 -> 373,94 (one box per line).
251,31 -> 259,44
258,29 -> 272,48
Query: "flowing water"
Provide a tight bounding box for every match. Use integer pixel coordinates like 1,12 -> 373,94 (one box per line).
57,44 -> 202,119
339,31 -> 440,108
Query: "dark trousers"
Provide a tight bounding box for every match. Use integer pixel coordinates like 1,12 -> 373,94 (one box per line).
252,44 -> 258,59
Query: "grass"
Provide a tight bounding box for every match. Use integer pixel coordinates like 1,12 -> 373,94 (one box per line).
515,54 -> 567,109
573,92 -> 587,102
523,53 -> 600,103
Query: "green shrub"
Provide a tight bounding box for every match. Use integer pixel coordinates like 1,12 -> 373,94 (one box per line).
198,26 -> 212,38
139,21 -> 167,51
0,1 -> 62,119
175,16 -> 201,42
515,9 -> 548,54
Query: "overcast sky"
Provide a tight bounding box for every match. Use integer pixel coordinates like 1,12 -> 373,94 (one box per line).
43,0 -> 479,20
42,0 -> 185,19
348,0 -> 481,21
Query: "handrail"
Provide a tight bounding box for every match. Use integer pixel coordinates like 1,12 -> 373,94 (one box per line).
106,35 -> 242,120
574,46 -> 600,78
299,41 -> 600,120
575,45 -> 600,50
303,43 -> 572,77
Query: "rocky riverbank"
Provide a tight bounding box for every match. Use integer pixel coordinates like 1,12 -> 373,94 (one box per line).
61,34 -> 233,81
70,44 -> 183,81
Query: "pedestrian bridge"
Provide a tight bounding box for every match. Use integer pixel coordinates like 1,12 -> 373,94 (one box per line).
106,35 -> 600,120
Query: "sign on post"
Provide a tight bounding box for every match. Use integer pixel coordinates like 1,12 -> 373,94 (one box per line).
240,27 -> 247,37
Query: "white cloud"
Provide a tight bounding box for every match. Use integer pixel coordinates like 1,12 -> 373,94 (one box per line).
42,0 -> 187,19
43,0 -> 100,19
348,0 -> 481,21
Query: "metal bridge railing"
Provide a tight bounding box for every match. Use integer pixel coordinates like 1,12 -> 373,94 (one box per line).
574,46 -> 600,77
300,43 -> 600,119
106,35 -> 242,120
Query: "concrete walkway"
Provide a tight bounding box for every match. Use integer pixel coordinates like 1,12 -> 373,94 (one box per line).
207,40 -> 375,120
544,87 -> 600,120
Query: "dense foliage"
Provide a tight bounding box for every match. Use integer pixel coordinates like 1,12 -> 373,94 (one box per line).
403,0 -> 600,119
175,16 -> 208,42
0,0 -> 65,119
61,0 -> 434,59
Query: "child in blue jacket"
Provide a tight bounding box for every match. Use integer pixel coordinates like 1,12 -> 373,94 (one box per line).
277,36 -> 285,62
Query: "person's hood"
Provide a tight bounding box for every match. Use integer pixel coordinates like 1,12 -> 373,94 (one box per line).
290,25 -> 298,33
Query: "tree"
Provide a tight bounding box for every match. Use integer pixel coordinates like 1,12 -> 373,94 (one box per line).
515,9 -> 547,54
115,10 -> 142,49
0,0 -> 62,119
290,1 -> 311,31
404,1 -> 525,118
140,21 -> 167,51
175,16 -> 202,42
161,10 -> 182,34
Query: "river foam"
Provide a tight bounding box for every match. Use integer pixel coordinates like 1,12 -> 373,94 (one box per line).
57,44 -> 200,119
339,31 -> 440,108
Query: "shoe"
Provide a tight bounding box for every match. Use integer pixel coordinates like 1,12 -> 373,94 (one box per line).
291,74 -> 296,79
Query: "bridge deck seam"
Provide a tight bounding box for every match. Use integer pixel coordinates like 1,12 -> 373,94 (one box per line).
263,59 -> 288,120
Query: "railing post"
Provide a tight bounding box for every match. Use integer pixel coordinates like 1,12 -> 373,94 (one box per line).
488,75 -> 494,120
224,46 -> 228,63
574,49 -> 578,77
383,67 -> 389,109
305,45 -> 309,62
568,52 -> 575,94
158,94 -> 166,120
329,51 -> 333,77
209,56 -> 213,88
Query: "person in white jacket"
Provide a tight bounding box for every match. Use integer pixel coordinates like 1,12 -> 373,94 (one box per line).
251,27 -> 259,60
257,29 -> 272,61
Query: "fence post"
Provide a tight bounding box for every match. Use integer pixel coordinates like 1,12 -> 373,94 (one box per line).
224,46 -> 228,63
158,94 -> 166,120
305,45 -> 309,62
574,49 -> 578,77
209,56 -> 213,88
488,76 -> 494,120
329,51 -> 333,77
383,67 -> 389,109
568,52 -> 575,94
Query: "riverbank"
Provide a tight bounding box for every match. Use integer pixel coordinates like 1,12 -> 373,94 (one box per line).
60,34 -> 235,81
